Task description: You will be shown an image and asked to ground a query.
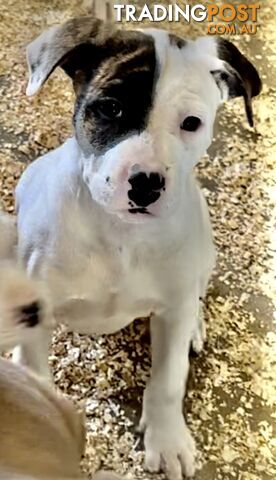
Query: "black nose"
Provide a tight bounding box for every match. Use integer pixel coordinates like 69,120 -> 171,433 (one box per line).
128,172 -> 165,208
18,301 -> 41,328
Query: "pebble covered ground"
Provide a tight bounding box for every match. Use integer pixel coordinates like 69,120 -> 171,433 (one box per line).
0,1 -> 275,479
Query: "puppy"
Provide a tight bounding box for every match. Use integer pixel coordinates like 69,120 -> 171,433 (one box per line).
15,16 -> 261,480
0,213 -> 123,480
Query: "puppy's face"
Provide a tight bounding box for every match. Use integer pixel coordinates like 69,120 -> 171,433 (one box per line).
26,18 -> 261,223
73,30 -> 222,222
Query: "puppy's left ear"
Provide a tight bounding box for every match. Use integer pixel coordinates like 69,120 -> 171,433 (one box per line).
195,37 -> 262,126
211,38 -> 262,127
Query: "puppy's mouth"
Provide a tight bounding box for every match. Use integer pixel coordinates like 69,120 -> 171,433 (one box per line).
128,207 -> 151,215
116,206 -> 155,223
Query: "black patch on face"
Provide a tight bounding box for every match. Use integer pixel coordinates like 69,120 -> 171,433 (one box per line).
169,34 -> 186,50
72,30 -> 158,155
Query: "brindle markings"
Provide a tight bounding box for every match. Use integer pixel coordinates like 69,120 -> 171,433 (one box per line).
73,30 -> 158,155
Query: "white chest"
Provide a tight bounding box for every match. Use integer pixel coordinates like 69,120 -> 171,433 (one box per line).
47,243 -> 164,335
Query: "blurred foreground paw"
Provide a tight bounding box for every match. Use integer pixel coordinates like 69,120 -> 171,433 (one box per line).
0,266 -> 47,350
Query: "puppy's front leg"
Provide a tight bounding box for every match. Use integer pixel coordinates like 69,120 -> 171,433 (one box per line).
140,298 -> 199,480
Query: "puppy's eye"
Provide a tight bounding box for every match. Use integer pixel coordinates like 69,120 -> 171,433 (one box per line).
180,116 -> 201,132
93,98 -> 123,121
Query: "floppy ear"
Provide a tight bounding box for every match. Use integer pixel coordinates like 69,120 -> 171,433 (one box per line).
210,38 -> 262,127
26,16 -> 116,96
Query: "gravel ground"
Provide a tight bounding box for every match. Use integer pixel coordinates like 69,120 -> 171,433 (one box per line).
0,1 -> 275,479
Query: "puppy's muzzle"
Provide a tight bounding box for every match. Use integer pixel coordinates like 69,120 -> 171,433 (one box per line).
128,171 -> 165,210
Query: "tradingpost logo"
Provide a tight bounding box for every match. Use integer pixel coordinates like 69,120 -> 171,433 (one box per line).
114,2 -> 261,35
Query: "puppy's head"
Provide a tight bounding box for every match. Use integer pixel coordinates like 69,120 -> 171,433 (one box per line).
26,17 -> 261,223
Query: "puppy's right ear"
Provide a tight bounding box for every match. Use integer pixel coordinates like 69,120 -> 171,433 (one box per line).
26,16 -> 116,96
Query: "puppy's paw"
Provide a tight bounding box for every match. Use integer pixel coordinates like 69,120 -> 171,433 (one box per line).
0,266 -> 46,350
142,416 -> 196,480
191,303 -> 206,354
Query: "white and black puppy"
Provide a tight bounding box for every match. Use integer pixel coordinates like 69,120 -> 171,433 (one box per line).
15,17 -> 261,480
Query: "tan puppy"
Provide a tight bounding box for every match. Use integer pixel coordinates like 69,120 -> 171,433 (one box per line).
0,357 -> 123,480
0,212 -> 124,480
0,357 -> 85,480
